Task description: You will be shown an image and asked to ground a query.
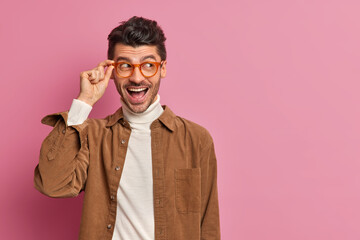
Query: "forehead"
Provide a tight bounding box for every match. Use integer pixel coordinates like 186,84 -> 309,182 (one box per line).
113,44 -> 160,62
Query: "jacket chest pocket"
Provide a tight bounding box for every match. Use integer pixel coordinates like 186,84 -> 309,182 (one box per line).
175,168 -> 201,213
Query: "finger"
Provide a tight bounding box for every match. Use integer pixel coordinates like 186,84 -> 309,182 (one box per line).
89,70 -> 98,82
103,65 -> 114,87
86,70 -> 92,81
98,59 -> 115,68
80,71 -> 89,80
88,71 -> 94,81
97,66 -> 105,80
94,70 -> 100,83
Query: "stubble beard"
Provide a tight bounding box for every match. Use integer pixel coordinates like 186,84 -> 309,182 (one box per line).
118,77 -> 161,114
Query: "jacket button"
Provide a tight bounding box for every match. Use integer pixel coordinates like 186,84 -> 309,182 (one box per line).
115,166 -> 120,171
110,195 -> 115,200
62,129 -> 66,134
107,224 -> 112,229
121,139 -> 126,144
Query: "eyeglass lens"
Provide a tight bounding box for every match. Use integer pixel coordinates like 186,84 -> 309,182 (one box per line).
117,62 -> 158,77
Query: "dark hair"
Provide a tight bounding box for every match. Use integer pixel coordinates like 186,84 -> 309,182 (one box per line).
107,16 -> 167,60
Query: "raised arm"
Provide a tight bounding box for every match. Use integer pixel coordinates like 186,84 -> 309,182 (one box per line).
33,60 -> 114,197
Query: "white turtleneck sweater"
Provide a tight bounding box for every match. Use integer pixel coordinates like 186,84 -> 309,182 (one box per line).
67,96 -> 164,240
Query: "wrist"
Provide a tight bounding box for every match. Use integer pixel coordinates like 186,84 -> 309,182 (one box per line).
76,94 -> 96,107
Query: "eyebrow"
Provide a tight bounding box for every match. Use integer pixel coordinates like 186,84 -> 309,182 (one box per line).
141,55 -> 157,62
116,54 -> 158,62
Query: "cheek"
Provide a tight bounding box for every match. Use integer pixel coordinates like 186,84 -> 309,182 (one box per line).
113,80 -> 123,93
149,77 -> 160,86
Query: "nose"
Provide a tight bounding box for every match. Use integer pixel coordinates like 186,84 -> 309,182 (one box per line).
129,66 -> 145,84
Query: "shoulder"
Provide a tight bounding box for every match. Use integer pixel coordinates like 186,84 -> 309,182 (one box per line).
162,106 -> 213,148
176,116 -> 211,135
84,108 -> 123,135
179,116 -> 213,142
87,107 -> 123,126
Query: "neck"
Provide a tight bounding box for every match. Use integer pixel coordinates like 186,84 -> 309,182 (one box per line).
121,95 -> 163,124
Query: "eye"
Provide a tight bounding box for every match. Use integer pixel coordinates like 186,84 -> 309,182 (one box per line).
118,63 -> 132,71
142,62 -> 155,68
120,63 -> 131,68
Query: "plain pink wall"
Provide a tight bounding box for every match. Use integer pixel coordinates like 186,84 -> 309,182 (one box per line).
1,0 -> 360,239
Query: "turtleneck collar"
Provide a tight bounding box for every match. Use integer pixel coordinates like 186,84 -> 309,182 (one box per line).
120,95 -> 164,125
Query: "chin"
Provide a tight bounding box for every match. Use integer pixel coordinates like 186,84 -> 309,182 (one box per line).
127,101 -> 151,113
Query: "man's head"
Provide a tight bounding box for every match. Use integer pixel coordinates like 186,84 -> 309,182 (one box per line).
107,16 -> 167,113
107,16 -> 167,61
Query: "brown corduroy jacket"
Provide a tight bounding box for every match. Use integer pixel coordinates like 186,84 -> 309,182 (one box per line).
34,106 -> 220,240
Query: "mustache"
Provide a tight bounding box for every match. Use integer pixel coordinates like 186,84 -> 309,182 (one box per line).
124,82 -> 151,88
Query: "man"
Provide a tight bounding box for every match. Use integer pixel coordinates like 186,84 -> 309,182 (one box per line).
34,16 -> 220,240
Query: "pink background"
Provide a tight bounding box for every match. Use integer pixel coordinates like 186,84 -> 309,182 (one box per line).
1,0 -> 360,239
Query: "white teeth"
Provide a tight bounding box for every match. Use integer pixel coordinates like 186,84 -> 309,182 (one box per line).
128,88 -> 147,92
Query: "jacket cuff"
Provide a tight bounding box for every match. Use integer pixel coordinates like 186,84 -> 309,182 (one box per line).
41,111 -> 88,147
41,112 -> 69,127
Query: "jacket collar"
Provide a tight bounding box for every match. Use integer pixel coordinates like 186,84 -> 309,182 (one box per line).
106,105 -> 176,132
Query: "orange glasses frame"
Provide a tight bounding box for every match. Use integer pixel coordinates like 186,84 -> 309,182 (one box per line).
111,61 -> 163,78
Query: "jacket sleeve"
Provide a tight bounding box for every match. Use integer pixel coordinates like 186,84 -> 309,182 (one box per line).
200,133 -> 221,239
34,111 -> 90,198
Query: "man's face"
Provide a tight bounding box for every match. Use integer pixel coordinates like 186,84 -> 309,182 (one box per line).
112,44 -> 167,113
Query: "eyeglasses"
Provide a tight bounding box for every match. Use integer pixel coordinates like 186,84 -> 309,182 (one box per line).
112,61 -> 163,78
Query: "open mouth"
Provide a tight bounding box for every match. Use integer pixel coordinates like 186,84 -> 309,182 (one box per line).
126,87 -> 149,103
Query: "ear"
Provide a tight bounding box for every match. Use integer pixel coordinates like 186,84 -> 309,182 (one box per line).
160,60 -> 167,78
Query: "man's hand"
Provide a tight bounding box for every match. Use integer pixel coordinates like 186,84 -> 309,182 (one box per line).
77,60 -> 115,106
